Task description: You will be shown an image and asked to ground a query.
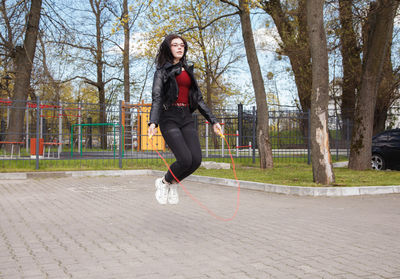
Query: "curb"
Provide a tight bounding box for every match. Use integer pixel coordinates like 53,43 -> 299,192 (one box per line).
0,170 -> 399,197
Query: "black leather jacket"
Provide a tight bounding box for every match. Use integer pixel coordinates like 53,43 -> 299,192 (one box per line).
149,62 -> 218,127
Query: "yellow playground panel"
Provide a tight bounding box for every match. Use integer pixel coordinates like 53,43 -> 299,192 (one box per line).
122,101 -> 165,151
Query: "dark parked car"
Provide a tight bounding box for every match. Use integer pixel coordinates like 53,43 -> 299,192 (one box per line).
371,128 -> 400,170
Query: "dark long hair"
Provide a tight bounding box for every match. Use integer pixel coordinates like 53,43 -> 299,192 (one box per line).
155,34 -> 188,68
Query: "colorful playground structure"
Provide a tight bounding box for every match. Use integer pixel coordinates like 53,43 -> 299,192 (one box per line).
0,98 -> 253,160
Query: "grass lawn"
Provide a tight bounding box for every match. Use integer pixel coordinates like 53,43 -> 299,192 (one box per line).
194,162 -> 400,187
1,157 -> 399,187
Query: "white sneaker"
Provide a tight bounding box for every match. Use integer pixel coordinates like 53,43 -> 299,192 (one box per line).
168,184 -> 179,205
155,178 -> 169,205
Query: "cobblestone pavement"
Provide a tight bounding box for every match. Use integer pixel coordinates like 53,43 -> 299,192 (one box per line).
0,175 -> 399,279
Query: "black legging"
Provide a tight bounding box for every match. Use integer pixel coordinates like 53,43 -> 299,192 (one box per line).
159,106 -> 202,183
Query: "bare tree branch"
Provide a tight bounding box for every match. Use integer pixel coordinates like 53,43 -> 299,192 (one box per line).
220,0 -> 241,11
178,11 -> 239,33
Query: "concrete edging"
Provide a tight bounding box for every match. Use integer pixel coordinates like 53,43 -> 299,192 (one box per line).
0,169 -> 399,197
180,172 -> 400,197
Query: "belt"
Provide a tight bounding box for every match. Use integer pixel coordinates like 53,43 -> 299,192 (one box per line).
172,102 -> 189,107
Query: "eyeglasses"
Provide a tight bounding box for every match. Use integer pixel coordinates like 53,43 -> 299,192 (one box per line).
171,43 -> 185,48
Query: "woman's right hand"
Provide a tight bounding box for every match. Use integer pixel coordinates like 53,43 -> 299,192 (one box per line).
148,123 -> 157,138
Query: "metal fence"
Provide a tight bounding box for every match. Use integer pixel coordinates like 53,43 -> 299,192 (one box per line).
0,98 -> 355,170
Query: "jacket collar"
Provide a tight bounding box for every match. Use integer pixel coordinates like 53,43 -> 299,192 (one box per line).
159,61 -> 194,75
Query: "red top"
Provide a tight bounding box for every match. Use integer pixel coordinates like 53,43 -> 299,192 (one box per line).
175,70 -> 191,104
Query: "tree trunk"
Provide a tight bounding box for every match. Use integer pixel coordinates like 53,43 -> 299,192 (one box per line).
349,0 -> 398,170
123,0 -> 130,103
91,0 -> 107,150
374,40 -> 394,135
307,0 -> 335,184
238,0 -> 273,169
97,64 -> 107,150
290,53 -> 312,137
122,0 -> 131,150
338,0 -> 362,140
260,0 -> 312,136
99,85 -> 107,149
291,0 -> 311,115
5,0 -> 42,150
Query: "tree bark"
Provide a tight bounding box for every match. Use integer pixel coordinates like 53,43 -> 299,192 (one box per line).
307,0 -> 335,184
123,0 -> 130,103
5,0 -> 42,149
90,0 -> 107,149
238,0 -> 273,169
122,0 -> 131,150
338,0 -> 362,140
260,0 -> 312,135
374,38 -> 395,135
349,0 -> 399,170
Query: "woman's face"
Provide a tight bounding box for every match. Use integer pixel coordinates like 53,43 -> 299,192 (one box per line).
170,38 -> 185,63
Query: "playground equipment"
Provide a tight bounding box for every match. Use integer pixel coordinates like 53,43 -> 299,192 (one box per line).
121,101 -> 165,152
70,123 -> 123,158
0,141 -> 24,158
30,138 -> 44,157
1,98 -> 253,161
28,102 -> 83,158
0,98 -> 25,158
0,98 -> 84,159
35,102 -> 82,156
43,140 -> 62,158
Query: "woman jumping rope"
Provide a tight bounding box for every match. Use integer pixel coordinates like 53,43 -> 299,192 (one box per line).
148,34 -> 222,205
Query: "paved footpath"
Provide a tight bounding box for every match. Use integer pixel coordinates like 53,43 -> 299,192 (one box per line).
0,174 -> 400,279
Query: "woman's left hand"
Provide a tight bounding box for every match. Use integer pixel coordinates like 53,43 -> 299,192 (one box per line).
213,123 -> 223,137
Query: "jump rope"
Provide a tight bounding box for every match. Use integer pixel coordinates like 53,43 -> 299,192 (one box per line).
149,128 -> 240,222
